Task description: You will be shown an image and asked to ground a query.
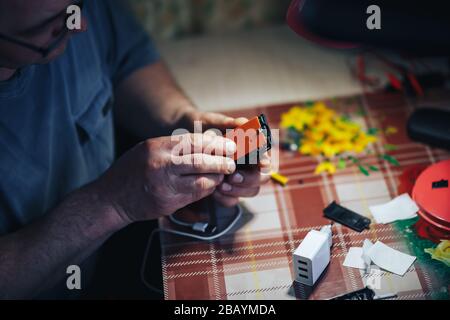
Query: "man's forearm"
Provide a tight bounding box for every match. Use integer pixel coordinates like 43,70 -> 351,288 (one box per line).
115,61 -> 198,139
0,185 -> 126,299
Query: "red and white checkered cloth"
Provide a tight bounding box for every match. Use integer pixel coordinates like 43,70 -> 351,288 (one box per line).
157,89 -> 450,300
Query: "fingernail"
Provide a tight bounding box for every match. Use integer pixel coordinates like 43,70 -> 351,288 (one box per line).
260,158 -> 271,166
226,140 -> 237,154
231,173 -> 244,184
260,167 -> 271,175
227,159 -> 236,173
204,130 -> 218,137
221,183 -> 232,192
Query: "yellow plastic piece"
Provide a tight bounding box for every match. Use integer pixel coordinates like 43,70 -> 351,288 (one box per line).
280,102 -> 379,175
424,240 -> 450,267
314,162 -> 337,175
270,172 -> 289,186
385,126 -> 398,135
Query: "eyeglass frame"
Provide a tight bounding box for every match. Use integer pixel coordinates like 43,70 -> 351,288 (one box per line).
0,0 -> 84,57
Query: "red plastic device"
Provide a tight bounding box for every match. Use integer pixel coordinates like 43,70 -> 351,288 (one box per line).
225,114 -> 271,165
412,160 -> 450,242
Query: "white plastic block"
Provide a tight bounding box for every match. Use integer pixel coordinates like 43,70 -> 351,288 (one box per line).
293,229 -> 331,286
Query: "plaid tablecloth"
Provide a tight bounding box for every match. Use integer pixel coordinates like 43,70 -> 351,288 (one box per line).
157,89 -> 450,300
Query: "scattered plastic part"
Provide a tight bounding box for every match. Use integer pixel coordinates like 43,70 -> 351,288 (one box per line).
280,101 -> 400,176
407,72 -> 424,97
369,193 -> 419,224
279,102 -> 403,176
385,126 -> 399,135
280,142 -> 298,152
323,201 -> 371,232
362,239 -> 373,274
343,247 -> 366,269
315,161 -> 336,175
342,240 -> 374,274
337,158 -> 347,169
320,225 -> 333,248
381,153 -> 400,166
330,287 -> 376,300
330,286 -> 397,300
387,73 -> 403,91
373,292 -> 398,300
367,241 -> 416,276
270,172 -> 289,186
280,102 -> 378,161
358,165 -> 370,176
424,240 -> 450,267
384,144 -> 398,151
343,240 -> 417,276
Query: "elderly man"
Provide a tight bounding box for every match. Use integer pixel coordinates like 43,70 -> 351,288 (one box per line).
0,0 -> 269,299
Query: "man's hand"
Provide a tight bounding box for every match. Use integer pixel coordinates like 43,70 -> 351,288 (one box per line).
93,133 -> 237,224
214,152 -> 271,207
185,111 -> 272,207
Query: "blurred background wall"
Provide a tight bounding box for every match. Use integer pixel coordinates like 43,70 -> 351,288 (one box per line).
127,0 -> 292,40
122,0 -> 393,112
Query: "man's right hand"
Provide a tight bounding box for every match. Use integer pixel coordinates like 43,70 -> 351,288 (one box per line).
92,133 -> 237,225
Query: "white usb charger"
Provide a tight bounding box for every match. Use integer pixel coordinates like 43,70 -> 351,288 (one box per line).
293,225 -> 333,286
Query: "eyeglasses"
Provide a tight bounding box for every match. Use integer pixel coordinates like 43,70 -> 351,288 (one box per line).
0,0 -> 83,57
